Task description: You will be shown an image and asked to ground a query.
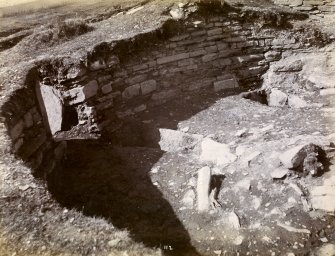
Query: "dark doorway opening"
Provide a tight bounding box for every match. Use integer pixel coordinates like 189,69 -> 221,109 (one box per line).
61,105 -> 79,131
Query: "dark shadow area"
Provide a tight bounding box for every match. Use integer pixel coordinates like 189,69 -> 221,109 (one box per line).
210,174 -> 226,200
104,88 -> 245,148
240,89 -> 268,105
47,139 -> 201,255
61,105 -> 79,131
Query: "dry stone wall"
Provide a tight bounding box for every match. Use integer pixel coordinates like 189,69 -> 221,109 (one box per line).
34,16 -> 308,142
0,9 -> 317,178
1,79 -> 66,177
274,0 -> 335,13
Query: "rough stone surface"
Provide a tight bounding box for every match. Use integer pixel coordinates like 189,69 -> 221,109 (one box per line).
214,78 -> 238,92
279,145 -> 307,169
274,60 -> 303,72
158,129 -> 203,152
267,89 -> 288,107
9,120 -> 24,140
101,83 -> 113,94
64,80 -> 99,105
200,138 -> 237,166
227,212 -> 241,229
140,80 -> 157,95
315,244 -> 335,256
320,88 -> 335,96
288,95 -> 308,108
271,168 -> 288,179
182,189 -> 196,208
122,84 -> 141,99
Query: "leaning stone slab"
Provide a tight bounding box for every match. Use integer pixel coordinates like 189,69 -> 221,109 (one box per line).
158,129 -> 203,152
200,138 -> 237,166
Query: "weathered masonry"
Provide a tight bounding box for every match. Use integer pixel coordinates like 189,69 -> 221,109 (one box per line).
274,0 -> 335,13
0,3 -> 331,178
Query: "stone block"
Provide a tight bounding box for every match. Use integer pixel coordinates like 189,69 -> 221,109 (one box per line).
214,78 -> 238,92
303,0 -> 323,5
101,83 -> 113,94
96,101 -> 113,111
19,133 -> 47,159
207,28 -> 222,36
267,89 -> 288,107
318,5 -> 335,11
237,54 -> 264,63
205,45 -> 218,53
157,53 -> 190,65
191,30 -> 207,37
98,75 -> 112,84
225,36 -> 247,43
274,0 -> 303,5
158,128 -> 203,152
64,80 -> 99,105
200,138 -> 237,166
122,84 -> 140,99
272,38 -> 296,45
125,74 -> 148,85
264,51 -> 281,62
169,34 -> 190,42
197,166 -> 211,213
133,63 -> 149,72
217,42 -> 229,50
186,78 -> 216,91
134,104 -> 146,113
294,6 -> 315,10
13,138 -> 24,153
23,111 -> 34,128
190,49 -> 206,57
67,65 -> 86,79
9,120 -> 24,140
202,53 -> 218,62
140,80 -> 157,95
151,90 -> 177,101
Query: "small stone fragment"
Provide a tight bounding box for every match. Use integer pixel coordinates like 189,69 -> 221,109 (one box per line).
234,235 -> 244,245
182,189 -> 196,208
228,212 -> 241,229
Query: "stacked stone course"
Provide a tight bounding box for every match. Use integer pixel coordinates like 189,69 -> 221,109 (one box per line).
1,12 -> 312,178
274,0 -> 335,13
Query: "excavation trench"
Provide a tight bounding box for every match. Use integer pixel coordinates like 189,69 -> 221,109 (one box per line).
3,3 -> 333,255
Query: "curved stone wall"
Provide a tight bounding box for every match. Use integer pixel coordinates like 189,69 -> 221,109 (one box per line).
0,3 -> 328,179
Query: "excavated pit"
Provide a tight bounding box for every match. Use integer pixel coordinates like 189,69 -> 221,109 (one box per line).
1,2 -> 335,255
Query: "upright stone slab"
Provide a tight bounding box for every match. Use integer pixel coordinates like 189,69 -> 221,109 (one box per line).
197,166 -> 211,213
38,84 -> 63,135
